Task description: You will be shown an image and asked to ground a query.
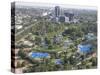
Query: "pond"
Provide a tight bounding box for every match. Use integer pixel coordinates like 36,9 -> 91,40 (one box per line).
78,44 -> 92,53
31,52 -> 50,58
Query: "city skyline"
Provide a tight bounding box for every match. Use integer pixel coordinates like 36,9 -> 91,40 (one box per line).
11,2 -> 97,73
15,1 -> 97,10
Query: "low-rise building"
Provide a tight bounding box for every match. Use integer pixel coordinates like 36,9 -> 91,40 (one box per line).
63,39 -> 73,48
85,33 -> 96,41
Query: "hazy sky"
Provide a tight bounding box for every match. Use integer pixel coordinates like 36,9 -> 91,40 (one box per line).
15,1 -> 97,10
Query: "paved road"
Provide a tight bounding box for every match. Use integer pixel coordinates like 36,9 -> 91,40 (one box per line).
15,22 -> 39,37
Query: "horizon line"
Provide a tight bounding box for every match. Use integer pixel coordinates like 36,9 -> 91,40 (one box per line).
13,1 -> 97,10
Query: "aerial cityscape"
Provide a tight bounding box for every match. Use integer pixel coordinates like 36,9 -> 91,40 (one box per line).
11,2 -> 97,73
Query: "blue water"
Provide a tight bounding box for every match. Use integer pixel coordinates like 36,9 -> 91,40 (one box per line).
31,52 -> 49,58
78,44 -> 92,53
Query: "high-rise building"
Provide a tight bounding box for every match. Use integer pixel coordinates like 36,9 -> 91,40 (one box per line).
59,16 -> 65,22
55,6 -> 60,17
64,12 -> 74,21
